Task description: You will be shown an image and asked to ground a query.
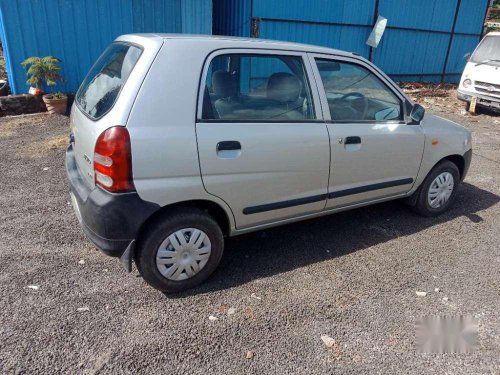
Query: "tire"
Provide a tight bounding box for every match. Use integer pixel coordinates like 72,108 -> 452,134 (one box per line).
411,160 -> 460,217
135,207 -> 224,293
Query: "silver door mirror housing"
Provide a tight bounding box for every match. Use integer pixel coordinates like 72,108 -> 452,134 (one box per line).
410,103 -> 425,123
464,52 -> 471,61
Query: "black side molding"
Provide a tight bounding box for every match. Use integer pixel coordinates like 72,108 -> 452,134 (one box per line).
328,178 -> 414,199
243,178 -> 414,215
242,193 -> 326,215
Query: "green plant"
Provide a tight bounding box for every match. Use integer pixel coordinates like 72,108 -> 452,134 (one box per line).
21,56 -> 63,88
45,91 -> 66,100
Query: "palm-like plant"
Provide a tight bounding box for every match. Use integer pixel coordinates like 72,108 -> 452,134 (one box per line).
21,56 -> 63,89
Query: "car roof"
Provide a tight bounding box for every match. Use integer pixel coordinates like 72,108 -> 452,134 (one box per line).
119,33 -> 357,57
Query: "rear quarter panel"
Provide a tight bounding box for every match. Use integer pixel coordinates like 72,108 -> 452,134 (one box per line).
127,38 -> 236,229
70,35 -> 163,188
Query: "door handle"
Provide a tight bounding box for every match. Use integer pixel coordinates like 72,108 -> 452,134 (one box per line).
217,141 -> 241,151
345,136 -> 361,145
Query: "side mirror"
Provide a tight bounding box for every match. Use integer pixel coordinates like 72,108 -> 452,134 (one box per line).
410,103 -> 425,123
464,52 -> 471,61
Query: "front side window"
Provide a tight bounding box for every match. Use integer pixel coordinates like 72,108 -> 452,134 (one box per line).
201,54 -> 315,121
76,42 -> 142,120
315,58 -> 403,122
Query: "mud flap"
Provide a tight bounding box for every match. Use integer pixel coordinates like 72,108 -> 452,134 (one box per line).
119,240 -> 135,273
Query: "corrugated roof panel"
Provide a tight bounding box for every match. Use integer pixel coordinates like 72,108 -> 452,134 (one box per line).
373,29 -> 450,75
0,0 -> 211,94
0,0 -> 135,94
132,0 -> 212,34
379,0 -> 457,32
180,0 -> 212,34
446,34 -> 481,74
259,20 -> 371,57
455,0 -> 489,34
132,0 -> 181,33
213,0 -> 251,37
253,0 -> 375,25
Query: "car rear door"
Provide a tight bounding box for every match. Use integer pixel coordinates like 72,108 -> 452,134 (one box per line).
309,54 -> 425,209
196,49 -> 330,229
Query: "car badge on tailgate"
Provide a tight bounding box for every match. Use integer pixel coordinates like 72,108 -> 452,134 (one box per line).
83,154 -> 92,165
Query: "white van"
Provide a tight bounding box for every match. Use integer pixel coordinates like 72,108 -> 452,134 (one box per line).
67,34 -> 472,293
458,32 -> 500,112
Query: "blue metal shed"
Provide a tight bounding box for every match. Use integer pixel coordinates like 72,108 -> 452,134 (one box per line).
213,0 -> 489,83
0,0 -> 212,94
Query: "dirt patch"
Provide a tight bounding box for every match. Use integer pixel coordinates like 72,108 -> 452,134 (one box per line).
401,83 -> 465,113
1,113 -> 52,135
18,133 -> 68,159
0,113 -> 68,156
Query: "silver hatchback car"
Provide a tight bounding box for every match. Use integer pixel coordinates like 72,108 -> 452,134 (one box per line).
67,34 -> 472,292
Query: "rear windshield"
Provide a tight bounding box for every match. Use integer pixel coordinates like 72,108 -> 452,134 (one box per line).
471,35 -> 500,65
76,42 -> 142,120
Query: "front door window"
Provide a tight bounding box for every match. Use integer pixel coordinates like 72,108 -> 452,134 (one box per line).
315,58 -> 403,122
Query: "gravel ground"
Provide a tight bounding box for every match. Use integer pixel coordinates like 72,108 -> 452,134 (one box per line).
0,103 -> 499,374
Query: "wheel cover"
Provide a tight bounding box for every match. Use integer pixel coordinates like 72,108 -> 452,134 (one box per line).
427,172 -> 454,209
156,228 -> 211,281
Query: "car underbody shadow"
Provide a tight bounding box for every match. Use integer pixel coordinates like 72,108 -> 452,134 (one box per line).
169,182 -> 499,297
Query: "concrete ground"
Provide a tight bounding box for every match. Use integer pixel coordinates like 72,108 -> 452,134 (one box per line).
0,96 -> 498,374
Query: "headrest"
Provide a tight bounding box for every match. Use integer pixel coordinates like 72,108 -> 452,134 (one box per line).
212,70 -> 237,99
267,73 -> 301,103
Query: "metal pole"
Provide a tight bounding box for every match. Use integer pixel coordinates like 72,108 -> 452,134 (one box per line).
441,0 -> 462,83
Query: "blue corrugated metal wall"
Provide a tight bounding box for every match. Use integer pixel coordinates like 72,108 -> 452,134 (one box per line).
213,0 -> 489,83
0,0 -> 212,94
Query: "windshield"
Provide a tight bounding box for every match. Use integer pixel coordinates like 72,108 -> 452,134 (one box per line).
76,42 -> 142,120
471,35 -> 500,65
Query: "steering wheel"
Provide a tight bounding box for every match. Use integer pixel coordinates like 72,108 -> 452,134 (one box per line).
338,92 -> 368,120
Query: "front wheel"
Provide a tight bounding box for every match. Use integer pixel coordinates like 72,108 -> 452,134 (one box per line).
135,207 -> 224,293
411,160 -> 460,217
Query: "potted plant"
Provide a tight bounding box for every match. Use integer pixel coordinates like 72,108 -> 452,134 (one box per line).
21,56 -> 67,114
42,92 -> 68,114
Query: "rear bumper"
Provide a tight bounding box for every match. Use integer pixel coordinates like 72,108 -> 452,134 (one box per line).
66,145 -> 159,256
457,90 -> 500,111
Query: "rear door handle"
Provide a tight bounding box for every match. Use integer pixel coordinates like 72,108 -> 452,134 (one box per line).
345,136 -> 361,145
217,141 -> 241,151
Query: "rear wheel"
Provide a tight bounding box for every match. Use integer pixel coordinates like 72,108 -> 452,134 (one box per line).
411,160 -> 460,217
135,207 -> 224,293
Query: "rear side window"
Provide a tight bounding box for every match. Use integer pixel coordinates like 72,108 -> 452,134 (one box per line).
76,43 -> 142,120
201,54 -> 315,121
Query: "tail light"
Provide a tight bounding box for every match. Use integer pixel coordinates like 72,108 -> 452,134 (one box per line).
94,126 -> 134,192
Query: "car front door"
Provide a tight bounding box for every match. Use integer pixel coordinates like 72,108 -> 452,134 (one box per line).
310,54 -> 425,209
196,50 -> 330,229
